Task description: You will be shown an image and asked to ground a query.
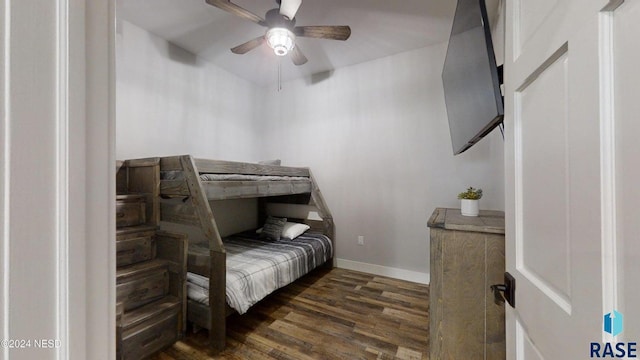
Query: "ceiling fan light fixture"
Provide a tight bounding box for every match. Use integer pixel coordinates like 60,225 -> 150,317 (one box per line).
266,27 -> 295,56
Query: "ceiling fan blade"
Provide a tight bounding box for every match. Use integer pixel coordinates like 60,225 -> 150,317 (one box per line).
230,36 -> 265,54
293,26 -> 351,41
279,0 -> 302,20
290,45 -> 308,66
205,0 -> 267,26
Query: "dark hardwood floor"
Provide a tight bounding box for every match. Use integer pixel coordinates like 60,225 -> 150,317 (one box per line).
151,267 -> 429,360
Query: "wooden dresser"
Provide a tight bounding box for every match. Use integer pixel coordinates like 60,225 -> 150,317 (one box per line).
428,208 -> 505,360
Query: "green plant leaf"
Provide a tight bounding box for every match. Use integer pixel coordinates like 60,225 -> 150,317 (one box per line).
457,187 -> 483,200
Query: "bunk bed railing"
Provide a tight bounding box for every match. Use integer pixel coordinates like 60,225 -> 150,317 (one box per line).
159,158 -> 314,201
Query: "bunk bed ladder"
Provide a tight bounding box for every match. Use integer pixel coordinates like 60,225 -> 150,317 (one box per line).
115,158 -> 188,359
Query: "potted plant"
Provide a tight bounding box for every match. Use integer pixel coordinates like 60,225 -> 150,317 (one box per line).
458,187 -> 483,216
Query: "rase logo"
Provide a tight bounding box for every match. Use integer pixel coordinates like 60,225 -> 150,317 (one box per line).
605,311 -> 624,337
590,310 -> 637,358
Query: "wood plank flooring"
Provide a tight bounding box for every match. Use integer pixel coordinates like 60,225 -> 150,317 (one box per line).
151,268 -> 429,360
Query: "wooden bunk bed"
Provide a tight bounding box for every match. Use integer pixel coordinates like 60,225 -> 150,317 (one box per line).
121,155 -> 335,352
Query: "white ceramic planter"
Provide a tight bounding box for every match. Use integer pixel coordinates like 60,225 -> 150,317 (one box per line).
460,199 -> 479,216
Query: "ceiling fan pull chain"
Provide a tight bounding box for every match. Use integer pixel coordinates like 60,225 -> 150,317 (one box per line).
278,58 -> 282,92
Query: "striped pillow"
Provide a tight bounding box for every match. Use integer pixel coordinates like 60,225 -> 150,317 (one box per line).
260,216 -> 287,241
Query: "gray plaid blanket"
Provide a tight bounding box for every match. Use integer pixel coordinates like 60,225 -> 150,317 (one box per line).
187,232 -> 332,314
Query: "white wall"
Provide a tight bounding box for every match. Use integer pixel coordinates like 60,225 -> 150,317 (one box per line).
116,20 -> 262,161
260,44 -> 505,277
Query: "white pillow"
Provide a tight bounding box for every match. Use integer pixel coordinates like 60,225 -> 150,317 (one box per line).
257,222 -> 310,240
281,222 -> 310,240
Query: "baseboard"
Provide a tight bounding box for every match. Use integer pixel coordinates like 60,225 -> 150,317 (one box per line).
336,258 -> 430,285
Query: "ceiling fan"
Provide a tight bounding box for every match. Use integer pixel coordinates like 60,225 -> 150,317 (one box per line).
205,0 -> 351,65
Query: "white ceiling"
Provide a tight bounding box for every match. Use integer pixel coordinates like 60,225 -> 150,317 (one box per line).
117,0 -> 500,86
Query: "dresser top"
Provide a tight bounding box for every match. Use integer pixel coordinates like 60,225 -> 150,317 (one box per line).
427,207 -> 505,234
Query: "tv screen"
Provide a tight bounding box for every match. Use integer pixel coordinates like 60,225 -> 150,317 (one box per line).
442,0 -> 503,155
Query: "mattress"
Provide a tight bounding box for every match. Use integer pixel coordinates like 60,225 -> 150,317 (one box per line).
198,173 -> 309,182
160,170 -> 309,182
186,231 -> 332,314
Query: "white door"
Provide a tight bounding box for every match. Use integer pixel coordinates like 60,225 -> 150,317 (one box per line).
504,0 -> 639,358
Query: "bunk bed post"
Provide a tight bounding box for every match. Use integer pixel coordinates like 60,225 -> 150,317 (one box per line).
179,155 -> 227,352
257,198 -> 268,227
208,250 -> 226,351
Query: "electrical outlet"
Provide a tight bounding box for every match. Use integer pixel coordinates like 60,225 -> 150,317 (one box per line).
357,236 -> 364,245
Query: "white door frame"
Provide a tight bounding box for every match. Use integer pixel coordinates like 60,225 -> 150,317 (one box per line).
1,0 -> 115,358
76,0 -> 117,358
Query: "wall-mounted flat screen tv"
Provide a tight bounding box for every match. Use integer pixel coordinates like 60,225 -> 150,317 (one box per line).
442,0 -> 503,155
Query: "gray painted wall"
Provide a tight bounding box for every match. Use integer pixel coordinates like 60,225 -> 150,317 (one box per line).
116,21 -> 262,161
260,45 -> 504,275
115,20 -> 505,278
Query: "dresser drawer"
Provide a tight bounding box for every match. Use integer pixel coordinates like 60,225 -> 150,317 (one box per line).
116,195 -> 146,227
121,309 -> 178,360
117,270 -> 169,311
116,230 -> 155,267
